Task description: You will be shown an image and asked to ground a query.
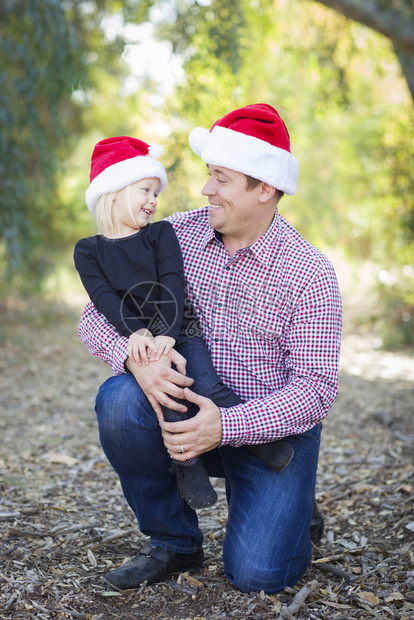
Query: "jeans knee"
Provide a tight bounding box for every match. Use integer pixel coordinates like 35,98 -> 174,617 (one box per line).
224,558 -> 303,595
96,375 -> 124,412
95,377 -> 124,433
95,375 -> 155,445
223,539 -> 312,595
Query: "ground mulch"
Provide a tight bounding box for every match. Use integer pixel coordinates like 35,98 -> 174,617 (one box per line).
0,300 -> 413,619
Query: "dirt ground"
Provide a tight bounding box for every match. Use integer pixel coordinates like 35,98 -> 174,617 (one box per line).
0,299 -> 413,620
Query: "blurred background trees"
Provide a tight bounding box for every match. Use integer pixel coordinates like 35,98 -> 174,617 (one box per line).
1,0 -> 413,345
314,0 -> 414,101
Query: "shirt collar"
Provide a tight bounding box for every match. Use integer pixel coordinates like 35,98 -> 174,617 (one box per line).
201,225 -> 217,249
244,213 -> 281,266
202,211 -> 281,265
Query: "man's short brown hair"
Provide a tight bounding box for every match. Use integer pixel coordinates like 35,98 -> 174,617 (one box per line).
245,175 -> 262,191
245,175 -> 284,201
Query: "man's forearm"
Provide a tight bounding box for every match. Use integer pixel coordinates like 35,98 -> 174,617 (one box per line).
78,302 -> 129,375
219,372 -> 334,446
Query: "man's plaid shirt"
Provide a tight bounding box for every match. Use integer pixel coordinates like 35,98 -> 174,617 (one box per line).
78,206 -> 342,446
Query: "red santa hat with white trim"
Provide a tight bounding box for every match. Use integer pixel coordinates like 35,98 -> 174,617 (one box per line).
85,136 -> 168,212
188,103 -> 298,195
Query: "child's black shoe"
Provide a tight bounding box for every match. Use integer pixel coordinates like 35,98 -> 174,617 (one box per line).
172,460 -> 218,509
247,439 -> 294,471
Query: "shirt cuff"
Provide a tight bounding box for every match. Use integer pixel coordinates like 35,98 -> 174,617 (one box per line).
219,406 -> 248,447
112,338 -> 129,375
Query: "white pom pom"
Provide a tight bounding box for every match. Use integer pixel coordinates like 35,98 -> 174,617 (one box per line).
189,127 -> 210,156
148,144 -> 164,159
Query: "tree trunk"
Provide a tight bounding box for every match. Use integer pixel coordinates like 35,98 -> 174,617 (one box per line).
394,44 -> 414,102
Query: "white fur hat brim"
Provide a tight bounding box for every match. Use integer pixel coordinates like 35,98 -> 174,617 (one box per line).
189,125 -> 298,195
85,155 -> 168,212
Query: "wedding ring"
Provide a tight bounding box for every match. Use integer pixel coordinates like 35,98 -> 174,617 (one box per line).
180,445 -> 185,453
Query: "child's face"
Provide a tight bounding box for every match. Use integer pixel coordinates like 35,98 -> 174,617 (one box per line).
112,177 -> 160,237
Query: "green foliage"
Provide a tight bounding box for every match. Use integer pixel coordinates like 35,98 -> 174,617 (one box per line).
0,0 -> 151,289
0,0 -> 85,285
357,260 -> 414,349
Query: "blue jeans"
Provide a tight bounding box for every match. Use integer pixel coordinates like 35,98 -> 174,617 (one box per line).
95,337 -> 321,593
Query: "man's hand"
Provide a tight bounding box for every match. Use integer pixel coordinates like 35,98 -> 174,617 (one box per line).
126,350 -> 193,421
160,388 -> 222,460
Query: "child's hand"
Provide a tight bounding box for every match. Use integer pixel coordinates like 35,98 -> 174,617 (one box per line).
152,336 -> 176,361
128,329 -> 156,366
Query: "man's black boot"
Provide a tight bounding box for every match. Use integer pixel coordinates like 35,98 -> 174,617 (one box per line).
310,499 -> 324,545
104,545 -> 204,590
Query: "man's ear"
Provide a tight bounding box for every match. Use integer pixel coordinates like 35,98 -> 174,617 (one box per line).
258,182 -> 276,203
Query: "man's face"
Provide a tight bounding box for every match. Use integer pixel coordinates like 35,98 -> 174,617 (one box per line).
201,165 -> 265,240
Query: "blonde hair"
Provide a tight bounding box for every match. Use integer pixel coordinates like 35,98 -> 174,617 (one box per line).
92,185 -> 138,236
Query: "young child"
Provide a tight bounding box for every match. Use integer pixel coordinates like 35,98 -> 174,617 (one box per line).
74,136 -> 293,509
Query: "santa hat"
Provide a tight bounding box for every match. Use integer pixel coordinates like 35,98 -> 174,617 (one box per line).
85,136 -> 168,212
188,103 -> 298,195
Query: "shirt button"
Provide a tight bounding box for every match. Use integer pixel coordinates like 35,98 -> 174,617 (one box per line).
214,338 -> 219,342
225,266 -> 230,271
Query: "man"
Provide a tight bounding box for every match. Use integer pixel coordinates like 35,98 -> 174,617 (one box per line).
78,103 -> 342,594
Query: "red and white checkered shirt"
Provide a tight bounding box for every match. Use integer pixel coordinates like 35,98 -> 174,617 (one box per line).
78,207 -> 342,445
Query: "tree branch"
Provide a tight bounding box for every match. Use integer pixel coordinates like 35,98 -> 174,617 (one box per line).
277,580 -> 320,620
313,0 -> 414,54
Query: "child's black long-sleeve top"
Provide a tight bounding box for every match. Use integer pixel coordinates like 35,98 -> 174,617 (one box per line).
74,221 -> 190,341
